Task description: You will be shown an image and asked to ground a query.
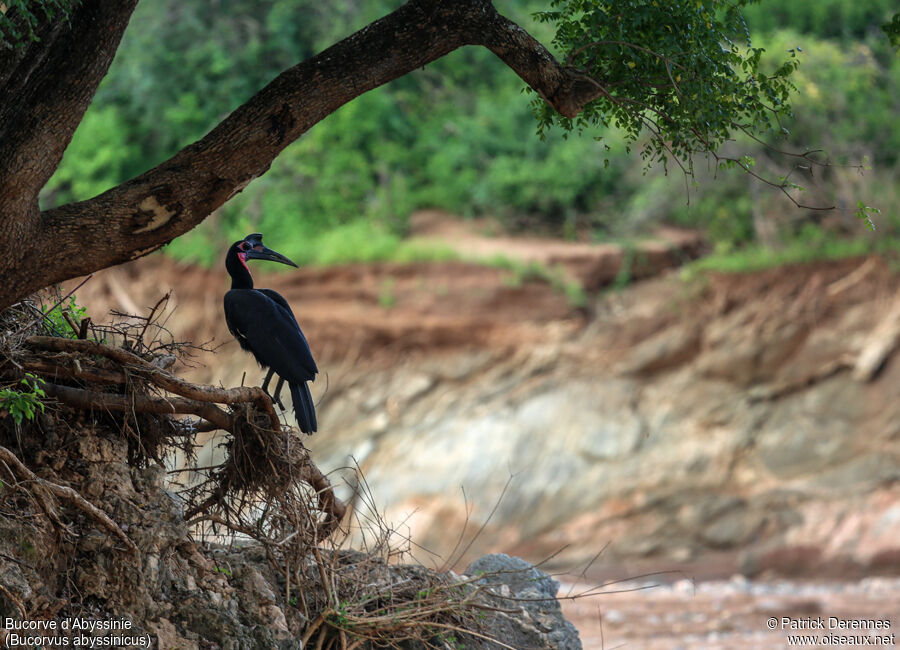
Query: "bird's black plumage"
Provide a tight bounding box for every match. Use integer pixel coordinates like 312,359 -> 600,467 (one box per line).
224,233 -> 318,433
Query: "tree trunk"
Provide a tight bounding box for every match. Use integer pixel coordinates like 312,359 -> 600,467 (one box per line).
0,0 -> 602,310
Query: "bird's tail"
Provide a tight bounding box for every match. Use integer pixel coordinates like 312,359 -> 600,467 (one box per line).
290,381 -> 317,434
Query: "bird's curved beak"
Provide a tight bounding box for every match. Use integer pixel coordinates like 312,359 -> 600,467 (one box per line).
245,245 -> 299,268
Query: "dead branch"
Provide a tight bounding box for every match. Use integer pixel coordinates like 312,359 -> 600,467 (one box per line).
307,464 -> 348,538
41,381 -> 233,432
187,514 -> 263,540
23,357 -> 127,385
18,325 -> 348,550
37,380 -> 347,537
26,336 -> 281,430
0,444 -> 138,554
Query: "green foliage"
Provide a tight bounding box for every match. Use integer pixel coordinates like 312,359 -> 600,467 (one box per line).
0,0 -> 79,48
533,0 -> 797,175
884,12 -> 900,50
644,24 -> 900,253
41,295 -> 87,338
683,225 -> 900,277
490,255 -> 587,307
855,202 -> 880,231
0,374 -> 47,425
378,278 -> 397,310
88,0 -> 397,175
41,106 -> 135,205
437,632 -> 465,650
754,31 -> 900,167
741,0 -> 896,42
327,601 -> 352,627
611,243 -> 636,291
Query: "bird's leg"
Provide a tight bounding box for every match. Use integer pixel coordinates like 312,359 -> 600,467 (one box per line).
261,369 -> 286,411
272,377 -> 286,411
261,368 -> 276,395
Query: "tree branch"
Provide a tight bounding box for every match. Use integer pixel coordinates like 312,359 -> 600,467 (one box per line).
0,0 -> 604,309
0,1 -> 137,298
478,13 -> 604,118
0,2 -> 138,197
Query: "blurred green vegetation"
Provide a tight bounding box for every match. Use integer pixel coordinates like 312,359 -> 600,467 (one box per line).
39,0 -> 900,272
684,226 -> 900,278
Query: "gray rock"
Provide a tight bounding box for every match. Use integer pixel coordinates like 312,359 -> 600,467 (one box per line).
754,376 -> 861,480
701,507 -> 767,549
465,554 -> 582,650
619,324 -> 701,375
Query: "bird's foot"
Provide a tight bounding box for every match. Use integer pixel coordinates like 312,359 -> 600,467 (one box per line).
262,388 -> 286,411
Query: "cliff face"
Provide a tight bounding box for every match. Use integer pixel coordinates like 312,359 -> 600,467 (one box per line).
312,259 -> 900,577
67,248 -> 900,581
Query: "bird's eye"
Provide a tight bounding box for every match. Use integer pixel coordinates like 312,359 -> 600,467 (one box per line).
239,242 -> 250,251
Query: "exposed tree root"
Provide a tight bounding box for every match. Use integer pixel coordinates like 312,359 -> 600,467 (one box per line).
0,583 -> 26,617
40,381 -> 234,432
0,444 -> 139,554
15,330 -> 346,543
26,335 -> 281,431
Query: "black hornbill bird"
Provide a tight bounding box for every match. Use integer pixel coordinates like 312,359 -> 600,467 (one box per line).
224,233 -> 318,433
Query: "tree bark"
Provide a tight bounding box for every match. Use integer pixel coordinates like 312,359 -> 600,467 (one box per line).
0,2 -> 138,297
0,0 -> 602,310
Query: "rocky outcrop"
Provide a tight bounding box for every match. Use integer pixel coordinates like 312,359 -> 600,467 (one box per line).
466,554 -> 581,650
308,258 -> 900,578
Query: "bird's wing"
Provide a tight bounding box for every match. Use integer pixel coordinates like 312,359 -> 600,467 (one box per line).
257,288 -> 319,375
223,292 -> 252,350
224,289 -> 318,381
257,289 -> 297,323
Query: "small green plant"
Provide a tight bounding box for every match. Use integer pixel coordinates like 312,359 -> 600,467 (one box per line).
611,244 -> 636,292
212,565 -> 232,577
19,537 -> 36,561
41,295 -> 87,338
327,601 -> 351,627
491,255 -> 588,308
0,374 -> 47,425
436,632 -> 465,649
562,279 -> 588,309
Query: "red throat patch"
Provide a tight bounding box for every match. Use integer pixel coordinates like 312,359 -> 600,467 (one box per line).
238,251 -> 249,273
